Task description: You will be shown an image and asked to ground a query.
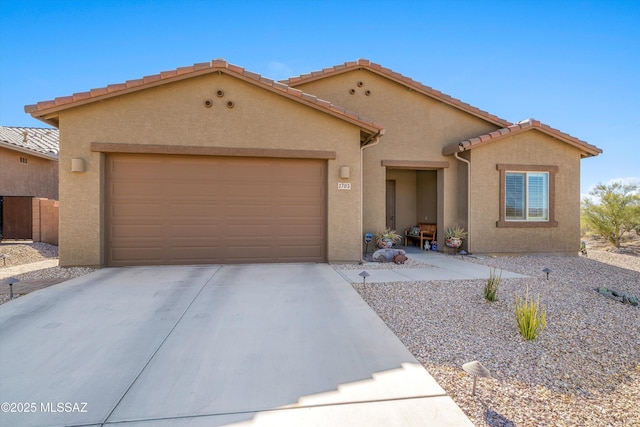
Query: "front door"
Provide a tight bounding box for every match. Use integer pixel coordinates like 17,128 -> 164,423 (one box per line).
386,180 -> 396,230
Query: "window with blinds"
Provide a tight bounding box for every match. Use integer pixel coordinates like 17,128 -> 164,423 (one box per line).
506,172 -> 549,221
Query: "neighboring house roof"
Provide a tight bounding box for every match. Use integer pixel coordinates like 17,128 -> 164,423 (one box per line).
24,59 -> 384,140
0,126 -> 59,160
282,59 -> 513,128
442,119 -> 602,158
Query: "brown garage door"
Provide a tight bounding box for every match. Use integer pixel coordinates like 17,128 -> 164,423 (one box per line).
105,154 -> 326,266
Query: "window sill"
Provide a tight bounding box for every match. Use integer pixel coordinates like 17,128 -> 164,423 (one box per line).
496,220 -> 558,228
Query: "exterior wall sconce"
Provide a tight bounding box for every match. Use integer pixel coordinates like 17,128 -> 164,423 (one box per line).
71,158 -> 86,172
339,166 -> 350,179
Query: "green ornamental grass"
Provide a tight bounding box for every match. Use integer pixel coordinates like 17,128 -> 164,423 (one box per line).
484,268 -> 501,302
515,284 -> 547,340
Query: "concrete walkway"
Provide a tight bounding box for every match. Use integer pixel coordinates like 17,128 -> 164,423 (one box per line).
336,249 -> 528,283
0,259 -> 59,279
0,264 -> 473,426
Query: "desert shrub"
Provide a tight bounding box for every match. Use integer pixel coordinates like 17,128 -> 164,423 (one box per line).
515,285 -> 547,340
581,181 -> 640,248
484,268 -> 501,302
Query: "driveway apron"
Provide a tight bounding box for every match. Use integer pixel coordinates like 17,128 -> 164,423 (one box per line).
0,264 -> 472,426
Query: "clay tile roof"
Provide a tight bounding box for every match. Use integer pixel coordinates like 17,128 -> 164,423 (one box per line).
0,126 -> 59,159
442,118 -> 602,158
24,59 -> 384,135
282,59 -> 512,128
90,87 -> 109,97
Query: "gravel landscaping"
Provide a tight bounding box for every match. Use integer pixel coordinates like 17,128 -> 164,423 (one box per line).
349,247 -> 639,426
0,242 -> 58,266
0,243 -> 95,304
2,240 -> 638,425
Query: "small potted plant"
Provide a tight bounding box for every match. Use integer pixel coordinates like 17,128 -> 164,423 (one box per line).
444,225 -> 468,248
375,228 -> 402,248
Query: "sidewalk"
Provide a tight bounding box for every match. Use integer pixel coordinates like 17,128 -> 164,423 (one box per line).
0,259 -> 59,280
335,248 -> 528,283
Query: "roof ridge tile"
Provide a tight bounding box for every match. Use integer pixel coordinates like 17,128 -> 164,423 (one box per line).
242,70 -> 261,81
227,63 -> 244,74
72,92 -> 92,101
142,74 -> 162,84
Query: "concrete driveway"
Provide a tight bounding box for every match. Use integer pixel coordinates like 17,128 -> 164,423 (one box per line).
0,264 -> 472,426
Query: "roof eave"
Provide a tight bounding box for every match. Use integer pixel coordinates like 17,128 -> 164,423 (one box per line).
25,65 -> 223,123
25,61 -> 384,136
285,60 -> 512,129
442,123 -> 602,158
0,140 -> 59,160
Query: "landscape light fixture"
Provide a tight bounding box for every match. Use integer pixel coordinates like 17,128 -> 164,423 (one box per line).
542,267 -> 552,280
462,360 -> 492,396
2,277 -> 19,300
359,271 -> 370,290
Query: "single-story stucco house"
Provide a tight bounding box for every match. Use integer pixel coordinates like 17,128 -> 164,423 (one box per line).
24,59 -> 601,267
0,126 -> 59,241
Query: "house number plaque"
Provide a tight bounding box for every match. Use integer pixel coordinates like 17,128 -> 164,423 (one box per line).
338,183 -> 351,190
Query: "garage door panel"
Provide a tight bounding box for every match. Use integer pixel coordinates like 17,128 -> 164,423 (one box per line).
225,204 -> 279,218
168,247 -> 224,261
110,181 -> 166,197
106,154 -> 326,266
280,191 -> 324,201
278,246 -> 324,258
277,204 -> 323,217
110,203 -> 166,218
226,183 -> 274,197
278,225 -> 324,237
226,224 -> 273,237
111,225 -> 165,239
169,224 -> 224,236
110,247 -> 166,263
165,205 -> 223,218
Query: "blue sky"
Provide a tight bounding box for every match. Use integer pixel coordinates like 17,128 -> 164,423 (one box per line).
1,0 -> 638,197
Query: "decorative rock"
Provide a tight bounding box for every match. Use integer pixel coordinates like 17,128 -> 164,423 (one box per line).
393,254 -> 408,264
594,287 -> 639,306
372,248 -> 406,263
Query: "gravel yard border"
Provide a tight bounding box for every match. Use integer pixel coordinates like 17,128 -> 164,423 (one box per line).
347,251 -> 639,426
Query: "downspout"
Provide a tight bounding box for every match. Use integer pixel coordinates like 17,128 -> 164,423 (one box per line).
360,131 -> 383,261
454,150 -> 471,253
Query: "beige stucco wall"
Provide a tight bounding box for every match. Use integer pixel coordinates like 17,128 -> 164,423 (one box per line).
0,147 -> 58,199
295,69 -> 499,245
469,131 -> 582,254
57,73 -> 364,266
